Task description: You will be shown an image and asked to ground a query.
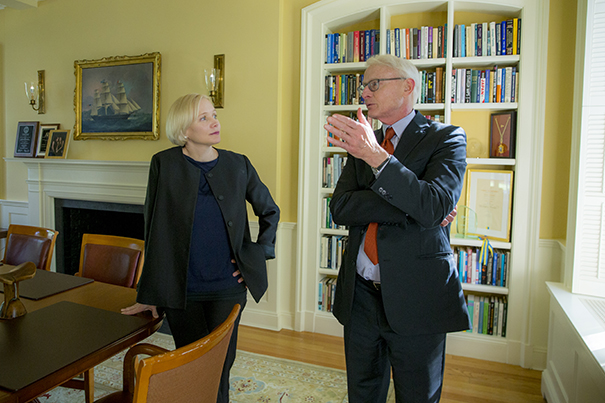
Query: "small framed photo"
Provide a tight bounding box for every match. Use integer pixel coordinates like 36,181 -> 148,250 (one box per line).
14,121 -> 40,158
466,169 -> 514,242
45,130 -> 71,159
36,124 -> 60,158
489,111 -> 517,158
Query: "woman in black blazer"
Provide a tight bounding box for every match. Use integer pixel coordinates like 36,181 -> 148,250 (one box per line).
122,94 -> 280,403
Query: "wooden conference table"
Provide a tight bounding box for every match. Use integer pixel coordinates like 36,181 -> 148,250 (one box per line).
0,269 -> 163,403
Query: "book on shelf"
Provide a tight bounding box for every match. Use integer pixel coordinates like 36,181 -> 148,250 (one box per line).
318,276 -> 338,312
454,19 -> 521,57
450,67 -> 518,104
454,246 -> 509,287
320,235 -> 348,271
325,30 -> 379,64
385,24 -> 447,60
466,293 -> 508,337
324,74 -> 363,106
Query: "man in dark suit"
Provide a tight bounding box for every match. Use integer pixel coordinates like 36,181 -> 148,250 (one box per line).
325,55 -> 470,403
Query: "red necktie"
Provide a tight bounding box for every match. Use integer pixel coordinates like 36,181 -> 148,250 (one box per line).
364,127 -> 396,265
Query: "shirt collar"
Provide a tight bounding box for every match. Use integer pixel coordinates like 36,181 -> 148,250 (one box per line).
383,109 -> 416,140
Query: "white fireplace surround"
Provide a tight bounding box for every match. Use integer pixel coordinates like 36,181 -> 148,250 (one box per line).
4,158 -> 297,332
22,159 -> 150,228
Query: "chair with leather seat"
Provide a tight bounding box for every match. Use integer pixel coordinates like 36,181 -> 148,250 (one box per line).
95,304 -> 241,403
2,224 -> 58,271
62,234 -> 145,402
75,234 -> 145,288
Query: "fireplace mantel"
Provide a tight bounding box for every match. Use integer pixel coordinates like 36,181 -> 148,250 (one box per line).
7,158 -> 150,229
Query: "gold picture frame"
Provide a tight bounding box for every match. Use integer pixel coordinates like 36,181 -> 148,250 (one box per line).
73,52 -> 161,141
465,169 -> 513,242
45,130 -> 71,159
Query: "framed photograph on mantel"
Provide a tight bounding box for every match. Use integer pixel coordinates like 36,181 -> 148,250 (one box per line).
73,52 -> 161,141
489,111 -> 517,158
14,121 -> 40,158
466,169 -> 514,242
45,130 -> 71,159
36,123 -> 60,157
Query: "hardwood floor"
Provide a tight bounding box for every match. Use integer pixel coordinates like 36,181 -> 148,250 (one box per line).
237,325 -> 546,403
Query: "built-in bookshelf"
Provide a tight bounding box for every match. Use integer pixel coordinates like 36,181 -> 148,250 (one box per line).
298,0 -> 546,365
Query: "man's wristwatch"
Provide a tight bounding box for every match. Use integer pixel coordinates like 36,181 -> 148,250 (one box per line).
371,155 -> 391,176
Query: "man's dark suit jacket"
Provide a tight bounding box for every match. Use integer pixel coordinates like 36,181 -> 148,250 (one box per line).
136,146 -> 280,309
330,112 -> 471,335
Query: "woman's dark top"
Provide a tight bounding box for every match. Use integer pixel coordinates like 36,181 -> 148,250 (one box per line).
184,155 -> 246,300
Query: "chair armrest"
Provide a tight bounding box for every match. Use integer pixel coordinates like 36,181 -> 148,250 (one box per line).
122,343 -> 171,394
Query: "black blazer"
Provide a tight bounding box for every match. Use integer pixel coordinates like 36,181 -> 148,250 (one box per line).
330,112 -> 471,335
136,147 -> 280,309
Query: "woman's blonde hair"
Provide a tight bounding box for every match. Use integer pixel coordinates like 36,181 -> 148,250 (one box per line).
166,94 -> 214,146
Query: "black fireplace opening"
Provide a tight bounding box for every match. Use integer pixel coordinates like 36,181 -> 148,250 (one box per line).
54,199 -> 144,275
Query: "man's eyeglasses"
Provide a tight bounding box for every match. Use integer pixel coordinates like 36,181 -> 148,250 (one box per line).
357,77 -> 407,93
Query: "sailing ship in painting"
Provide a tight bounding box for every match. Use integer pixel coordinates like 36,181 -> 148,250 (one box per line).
90,80 -> 141,120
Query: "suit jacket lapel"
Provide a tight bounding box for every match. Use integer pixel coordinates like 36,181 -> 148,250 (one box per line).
392,112 -> 430,162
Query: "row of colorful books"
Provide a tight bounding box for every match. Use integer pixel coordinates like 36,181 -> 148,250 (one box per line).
453,19 -> 521,58
319,234 -> 348,270
466,294 -> 508,337
325,69 -> 446,106
451,67 -> 518,104
325,30 -> 380,64
385,25 -> 447,60
321,198 -> 347,231
454,246 -> 510,287
419,68 -> 445,104
318,276 -> 337,312
325,74 -> 364,106
424,114 -> 445,123
322,154 -> 347,189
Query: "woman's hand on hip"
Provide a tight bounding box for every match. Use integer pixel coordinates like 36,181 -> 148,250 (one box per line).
232,259 -> 246,285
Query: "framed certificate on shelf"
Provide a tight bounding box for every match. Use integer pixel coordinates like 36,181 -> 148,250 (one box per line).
466,169 -> 514,242
489,111 -> 516,158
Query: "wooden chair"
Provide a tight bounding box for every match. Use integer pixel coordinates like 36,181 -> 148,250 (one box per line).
2,224 -> 58,271
75,234 -> 145,288
62,234 -> 144,402
95,304 -> 241,403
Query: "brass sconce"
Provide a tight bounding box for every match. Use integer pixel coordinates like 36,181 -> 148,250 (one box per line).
205,55 -> 224,108
24,70 -> 46,114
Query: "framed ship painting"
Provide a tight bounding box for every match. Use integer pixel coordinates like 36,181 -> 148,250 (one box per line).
73,52 -> 161,140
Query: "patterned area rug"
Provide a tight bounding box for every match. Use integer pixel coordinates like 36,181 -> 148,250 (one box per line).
36,332 -> 396,402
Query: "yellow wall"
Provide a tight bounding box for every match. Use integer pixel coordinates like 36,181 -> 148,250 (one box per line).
0,0 -> 579,237
541,0 -> 576,240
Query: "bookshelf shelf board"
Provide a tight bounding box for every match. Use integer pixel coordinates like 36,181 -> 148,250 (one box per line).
324,62 -> 367,72
450,237 -> 511,250
466,158 -> 515,166
410,58 -> 447,68
324,105 -> 368,112
452,55 -> 520,68
321,146 -> 348,153
416,103 -> 445,111
451,102 -> 518,111
462,284 -> 509,295
321,187 -> 336,194
320,228 -> 349,236
319,268 -> 339,276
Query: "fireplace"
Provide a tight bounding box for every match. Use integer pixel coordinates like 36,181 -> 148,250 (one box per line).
21,159 -> 150,273
54,199 -> 144,275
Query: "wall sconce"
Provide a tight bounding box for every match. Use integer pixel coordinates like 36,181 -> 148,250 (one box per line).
205,55 -> 224,108
24,70 -> 45,114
